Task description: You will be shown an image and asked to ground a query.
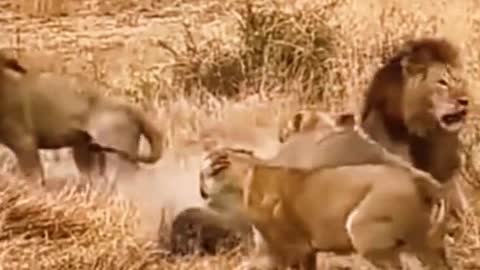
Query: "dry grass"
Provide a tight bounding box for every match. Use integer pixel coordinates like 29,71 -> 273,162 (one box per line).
1,0 -> 480,269
0,174 -> 164,270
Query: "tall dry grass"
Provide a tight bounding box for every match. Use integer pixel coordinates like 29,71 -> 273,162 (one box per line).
0,174 -> 164,270
1,0 -> 480,269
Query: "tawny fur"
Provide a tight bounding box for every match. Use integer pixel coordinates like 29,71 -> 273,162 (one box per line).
277,109 -> 355,143
278,38 -> 470,219
360,37 -> 470,217
0,53 -> 164,187
198,109 -> 427,252
199,147 -> 450,270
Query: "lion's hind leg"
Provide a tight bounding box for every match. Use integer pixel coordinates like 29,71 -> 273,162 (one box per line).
345,193 -> 405,269
7,134 -> 45,187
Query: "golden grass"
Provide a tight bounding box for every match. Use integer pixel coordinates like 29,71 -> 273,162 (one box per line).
0,174 -> 164,270
2,0 -> 480,269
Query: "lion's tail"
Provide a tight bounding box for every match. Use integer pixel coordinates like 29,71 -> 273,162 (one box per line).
126,104 -> 164,164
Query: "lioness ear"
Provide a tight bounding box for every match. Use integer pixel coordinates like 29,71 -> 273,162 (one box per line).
4,58 -> 27,74
292,112 -> 304,132
334,113 -> 355,127
400,55 -> 426,76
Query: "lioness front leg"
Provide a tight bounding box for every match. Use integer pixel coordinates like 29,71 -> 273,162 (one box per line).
8,135 -> 45,187
236,227 -> 279,270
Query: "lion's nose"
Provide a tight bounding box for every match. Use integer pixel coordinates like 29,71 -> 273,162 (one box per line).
200,188 -> 208,199
457,97 -> 469,107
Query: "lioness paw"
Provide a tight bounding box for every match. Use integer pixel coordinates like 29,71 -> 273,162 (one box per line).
201,151 -> 231,179
201,147 -> 255,178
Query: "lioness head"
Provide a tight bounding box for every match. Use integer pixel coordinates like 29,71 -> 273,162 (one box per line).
199,147 -> 255,213
363,38 -> 470,137
278,109 -> 355,143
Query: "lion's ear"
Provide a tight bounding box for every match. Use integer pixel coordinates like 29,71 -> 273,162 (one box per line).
400,55 -> 426,76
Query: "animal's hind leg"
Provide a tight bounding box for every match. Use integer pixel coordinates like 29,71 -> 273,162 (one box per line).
8,135 -> 45,187
346,196 -> 404,269
236,228 -> 280,270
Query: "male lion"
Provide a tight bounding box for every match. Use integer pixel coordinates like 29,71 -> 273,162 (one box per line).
361,37 -> 470,217
0,53 -> 164,187
279,38 -> 471,218
199,147 -> 451,270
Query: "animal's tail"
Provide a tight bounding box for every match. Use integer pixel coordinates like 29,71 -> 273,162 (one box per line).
123,104 -> 164,164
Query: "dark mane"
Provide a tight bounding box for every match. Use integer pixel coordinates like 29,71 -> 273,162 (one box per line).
395,37 -> 460,67
359,37 -> 464,182
361,37 -> 460,121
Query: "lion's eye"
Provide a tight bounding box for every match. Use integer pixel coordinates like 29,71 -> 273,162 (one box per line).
437,79 -> 449,87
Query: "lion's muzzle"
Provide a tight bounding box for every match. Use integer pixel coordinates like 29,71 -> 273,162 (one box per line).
436,96 -> 469,132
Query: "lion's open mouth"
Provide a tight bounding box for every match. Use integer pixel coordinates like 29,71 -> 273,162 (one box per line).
440,110 -> 468,131
442,111 -> 466,125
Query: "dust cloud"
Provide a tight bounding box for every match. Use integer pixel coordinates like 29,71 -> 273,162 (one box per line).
115,123 -> 282,240
43,122 -> 282,241
116,147 -> 206,240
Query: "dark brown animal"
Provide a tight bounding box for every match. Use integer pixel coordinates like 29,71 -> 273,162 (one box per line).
169,207 -> 244,256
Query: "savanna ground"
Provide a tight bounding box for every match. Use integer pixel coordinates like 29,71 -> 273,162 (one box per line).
2,0 -> 480,269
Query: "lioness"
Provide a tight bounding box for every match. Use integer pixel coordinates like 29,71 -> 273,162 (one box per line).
200,147 -> 450,270
279,38 -> 471,218
198,111 -> 414,250
0,53 -> 164,187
